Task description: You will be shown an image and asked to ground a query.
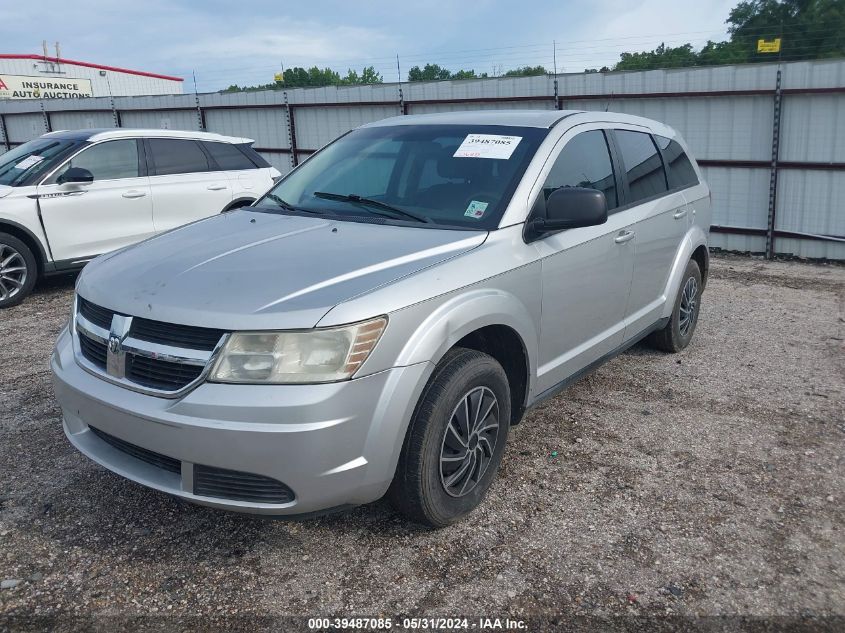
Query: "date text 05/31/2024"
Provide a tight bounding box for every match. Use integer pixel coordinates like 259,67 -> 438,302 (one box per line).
307,617 -> 528,630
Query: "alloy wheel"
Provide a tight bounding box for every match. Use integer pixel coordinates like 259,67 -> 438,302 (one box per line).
439,386 -> 500,498
679,276 -> 698,337
0,243 -> 28,302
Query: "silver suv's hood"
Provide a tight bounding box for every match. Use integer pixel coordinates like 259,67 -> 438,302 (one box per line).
78,211 -> 486,330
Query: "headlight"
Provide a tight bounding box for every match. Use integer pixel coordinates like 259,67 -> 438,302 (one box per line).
209,316 -> 387,384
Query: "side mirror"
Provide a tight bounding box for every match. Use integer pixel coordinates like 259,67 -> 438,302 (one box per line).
529,187 -> 608,237
57,167 -> 94,185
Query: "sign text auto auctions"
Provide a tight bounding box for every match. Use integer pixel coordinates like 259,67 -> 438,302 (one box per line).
0,75 -> 94,100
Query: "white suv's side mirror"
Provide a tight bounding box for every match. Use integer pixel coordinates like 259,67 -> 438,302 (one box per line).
57,167 -> 94,185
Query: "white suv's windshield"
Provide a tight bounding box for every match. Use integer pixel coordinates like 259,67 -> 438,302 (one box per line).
255,124 -> 547,229
0,138 -> 79,187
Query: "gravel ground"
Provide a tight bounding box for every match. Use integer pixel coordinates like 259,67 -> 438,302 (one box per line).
0,254 -> 843,631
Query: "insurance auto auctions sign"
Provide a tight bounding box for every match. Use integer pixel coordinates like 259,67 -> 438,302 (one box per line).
0,74 -> 94,100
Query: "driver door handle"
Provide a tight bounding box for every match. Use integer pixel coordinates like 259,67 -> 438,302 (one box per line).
673,209 -> 688,220
614,230 -> 635,244
207,184 -> 228,191
122,190 -> 147,199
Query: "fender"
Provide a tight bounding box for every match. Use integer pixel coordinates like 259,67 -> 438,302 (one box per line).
661,225 -> 708,319
392,287 -> 539,396
223,197 -> 256,212
0,216 -> 51,270
354,286 -> 539,493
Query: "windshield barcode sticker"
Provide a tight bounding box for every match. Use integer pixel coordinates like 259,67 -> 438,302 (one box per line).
14,155 -> 44,170
454,134 -> 522,160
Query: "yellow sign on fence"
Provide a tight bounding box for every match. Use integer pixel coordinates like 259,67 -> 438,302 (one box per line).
274,73 -> 284,82
757,38 -> 782,53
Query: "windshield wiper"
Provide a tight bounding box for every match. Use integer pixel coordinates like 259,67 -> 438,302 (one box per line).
260,193 -> 342,218
262,193 -> 300,212
313,192 -> 430,223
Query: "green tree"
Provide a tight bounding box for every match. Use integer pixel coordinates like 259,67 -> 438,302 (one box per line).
612,0 -> 844,71
615,43 -> 699,71
224,64 -> 383,92
407,63 -> 453,81
696,39 -> 747,66
452,69 -> 489,79
359,66 -> 383,84
407,64 -> 488,81
502,65 -> 548,77
727,0 -> 845,62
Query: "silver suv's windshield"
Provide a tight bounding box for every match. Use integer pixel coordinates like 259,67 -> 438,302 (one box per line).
0,138 -> 79,187
255,124 -> 547,229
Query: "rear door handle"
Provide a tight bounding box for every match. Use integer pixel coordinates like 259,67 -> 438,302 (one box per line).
614,230 -> 635,244
207,184 -> 228,191
122,190 -> 147,199
673,209 -> 688,220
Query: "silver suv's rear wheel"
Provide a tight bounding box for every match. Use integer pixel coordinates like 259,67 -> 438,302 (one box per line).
0,233 -> 37,309
678,276 -> 699,338
648,258 -> 702,352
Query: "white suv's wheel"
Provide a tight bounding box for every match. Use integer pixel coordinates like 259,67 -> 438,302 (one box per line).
0,233 -> 37,309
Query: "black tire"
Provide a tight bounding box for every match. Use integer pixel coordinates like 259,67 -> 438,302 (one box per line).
647,259 -> 702,353
0,232 -> 37,309
389,348 -> 511,527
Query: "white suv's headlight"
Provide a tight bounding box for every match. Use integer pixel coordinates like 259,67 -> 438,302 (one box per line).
209,317 -> 387,384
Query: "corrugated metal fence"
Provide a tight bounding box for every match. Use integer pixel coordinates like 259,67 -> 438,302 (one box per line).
2,59 -> 843,259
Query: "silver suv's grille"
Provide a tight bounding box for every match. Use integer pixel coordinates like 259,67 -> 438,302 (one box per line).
74,297 -> 227,396
79,298 -> 225,351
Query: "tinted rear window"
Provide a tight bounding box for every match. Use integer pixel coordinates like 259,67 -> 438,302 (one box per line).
655,135 -> 699,189
237,144 -> 271,168
202,141 -> 256,171
148,139 -> 209,176
614,130 -> 668,204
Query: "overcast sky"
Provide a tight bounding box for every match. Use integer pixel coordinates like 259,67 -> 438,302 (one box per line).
1,0 -> 737,91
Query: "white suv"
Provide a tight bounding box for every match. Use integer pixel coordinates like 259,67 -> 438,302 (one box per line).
0,129 -> 280,307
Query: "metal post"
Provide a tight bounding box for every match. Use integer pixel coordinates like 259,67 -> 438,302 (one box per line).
283,91 -> 297,169
554,78 -> 559,110
110,95 -> 120,128
765,69 -> 783,260
193,71 -> 205,131
0,113 -> 9,152
397,54 -> 406,115
40,101 -> 51,133
195,100 -> 205,131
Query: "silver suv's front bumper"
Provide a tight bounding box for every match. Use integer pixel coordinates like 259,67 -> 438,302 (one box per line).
51,326 -> 430,515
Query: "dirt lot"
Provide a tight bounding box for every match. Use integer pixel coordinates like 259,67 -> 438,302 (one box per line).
0,254 -> 843,630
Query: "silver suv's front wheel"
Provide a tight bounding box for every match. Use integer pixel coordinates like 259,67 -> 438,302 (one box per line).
439,385 -> 501,498
0,233 -> 37,309
389,348 -> 511,527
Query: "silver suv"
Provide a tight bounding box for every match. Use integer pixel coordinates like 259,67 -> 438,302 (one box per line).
51,110 -> 710,527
